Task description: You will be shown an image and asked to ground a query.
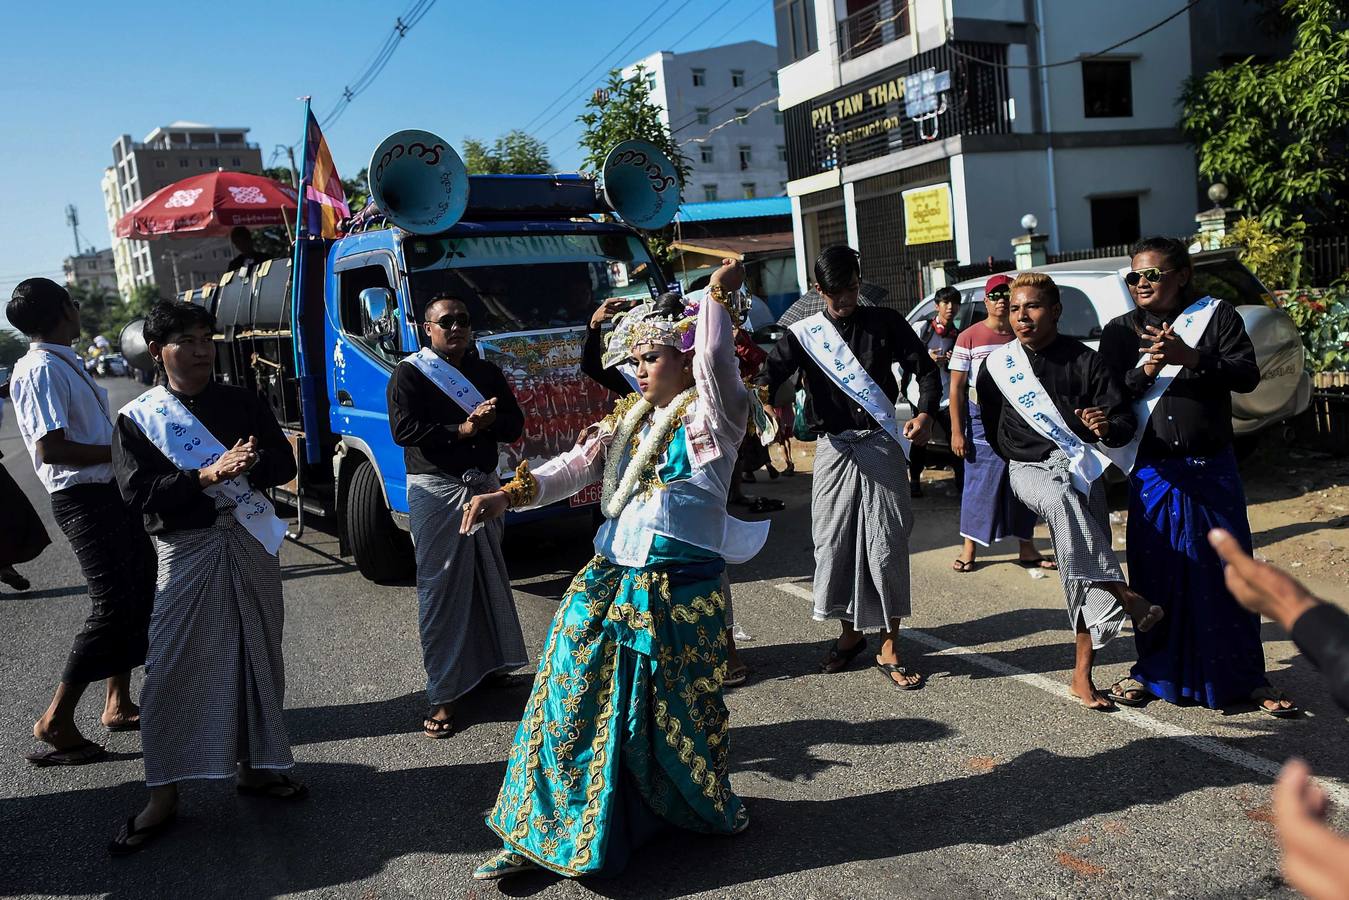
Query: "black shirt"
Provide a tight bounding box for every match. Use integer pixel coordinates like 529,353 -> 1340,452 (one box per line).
1098,300 -> 1260,460
761,306 -> 942,436
975,334 -> 1135,463
113,381 -> 297,535
1291,603 -> 1349,714
386,354 -> 524,477
581,325 -> 635,397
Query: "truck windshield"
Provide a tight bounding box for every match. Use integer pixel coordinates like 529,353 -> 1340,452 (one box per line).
403,232 -> 661,334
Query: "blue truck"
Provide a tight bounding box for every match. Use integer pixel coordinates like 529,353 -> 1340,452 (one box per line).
166,132 -> 683,581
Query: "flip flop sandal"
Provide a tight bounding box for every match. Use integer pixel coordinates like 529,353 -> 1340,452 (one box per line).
819,636 -> 868,674
875,662 -> 924,691
105,719 -> 141,733
25,740 -> 106,767
108,810 -> 177,857
422,713 -> 455,738
237,774 -> 309,801
1016,558 -> 1058,570
747,497 -> 785,513
952,558 -> 976,573
1251,687 -> 1300,718
723,666 -> 751,688
1107,678 -> 1152,707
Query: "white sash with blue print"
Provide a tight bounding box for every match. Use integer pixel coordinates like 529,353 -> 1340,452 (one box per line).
788,312 -> 909,458
404,347 -> 486,414
121,387 -> 287,555
1103,295 -> 1221,474
986,341 -> 1112,495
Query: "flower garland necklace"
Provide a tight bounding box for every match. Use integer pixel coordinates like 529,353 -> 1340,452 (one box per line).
600,386 -> 697,519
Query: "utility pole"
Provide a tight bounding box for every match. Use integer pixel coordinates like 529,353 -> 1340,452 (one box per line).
65,204 -> 82,255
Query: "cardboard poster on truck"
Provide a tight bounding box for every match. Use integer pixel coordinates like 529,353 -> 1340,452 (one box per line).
477,327 -> 618,490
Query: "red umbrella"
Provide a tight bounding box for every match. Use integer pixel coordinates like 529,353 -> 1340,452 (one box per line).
116,171 -> 298,239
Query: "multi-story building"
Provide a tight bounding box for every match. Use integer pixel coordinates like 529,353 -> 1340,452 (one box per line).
623,41 -> 788,203
102,122 -> 263,300
62,248 -> 118,294
774,0 -> 1282,307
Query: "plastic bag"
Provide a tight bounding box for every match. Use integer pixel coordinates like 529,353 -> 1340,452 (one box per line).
792,388 -> 816,443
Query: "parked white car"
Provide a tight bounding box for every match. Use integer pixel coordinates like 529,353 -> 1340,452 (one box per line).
901,249 -> 1311,447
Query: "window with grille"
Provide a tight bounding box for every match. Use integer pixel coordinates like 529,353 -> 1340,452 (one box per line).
692,68 -> 706,86
777,145 -> 787,162
696,107 -> 710,124
732,69 -> 745,87
742,183 -> 757,199
735,108 -> 749,124
738,146 -> 752,169
703,184 -> 718,201
700,145 -> 714,164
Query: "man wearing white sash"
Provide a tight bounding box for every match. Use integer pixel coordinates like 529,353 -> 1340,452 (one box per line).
976,273 -> 1163,711
110,301 -> 304,855
762,246 -> 941,691
386,294 -> 527,739
1099,237 -> 1295,716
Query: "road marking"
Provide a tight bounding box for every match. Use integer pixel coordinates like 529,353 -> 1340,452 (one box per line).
774,581 -> 1349,806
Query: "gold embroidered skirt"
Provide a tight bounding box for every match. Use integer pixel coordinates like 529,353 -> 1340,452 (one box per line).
486,541 -> 746,876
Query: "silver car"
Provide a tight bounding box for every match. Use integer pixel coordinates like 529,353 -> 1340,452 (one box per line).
902,249 -> 1311,450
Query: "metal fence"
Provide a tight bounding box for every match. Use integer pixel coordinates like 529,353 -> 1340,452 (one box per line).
1303,234 -> 1349,287
1046,244 -> 1131,265
838,0 -> 911,62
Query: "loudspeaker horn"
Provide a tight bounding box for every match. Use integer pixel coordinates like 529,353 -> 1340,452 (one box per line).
601,139 -> 682,230
368,129 -> 470,235
119,317 -> 153,372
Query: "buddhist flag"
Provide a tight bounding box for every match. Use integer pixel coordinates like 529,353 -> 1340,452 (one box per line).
299,102 -> 350,239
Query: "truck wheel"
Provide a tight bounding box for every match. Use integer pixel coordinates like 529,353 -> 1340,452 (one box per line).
346,460 -> 413,583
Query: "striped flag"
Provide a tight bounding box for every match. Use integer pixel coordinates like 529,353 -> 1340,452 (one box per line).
299,103 -> 350,239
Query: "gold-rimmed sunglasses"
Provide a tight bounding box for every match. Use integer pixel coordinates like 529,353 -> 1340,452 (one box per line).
1124,267 -> 1174,287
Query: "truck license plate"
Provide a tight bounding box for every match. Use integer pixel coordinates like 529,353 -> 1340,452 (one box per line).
570,482 -> 602,507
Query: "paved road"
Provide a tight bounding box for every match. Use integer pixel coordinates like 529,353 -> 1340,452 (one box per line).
2,377 -> 1345,899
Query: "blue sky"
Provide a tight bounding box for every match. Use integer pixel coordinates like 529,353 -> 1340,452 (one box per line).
0,0 -> 775,330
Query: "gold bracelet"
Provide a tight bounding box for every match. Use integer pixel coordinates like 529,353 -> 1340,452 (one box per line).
708,283 -> 730,305
499,460 -> 538,509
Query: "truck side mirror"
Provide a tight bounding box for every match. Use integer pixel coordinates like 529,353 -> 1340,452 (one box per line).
359,287 -> 399,351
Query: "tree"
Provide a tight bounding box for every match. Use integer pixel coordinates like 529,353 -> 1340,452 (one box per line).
1180,0 -> 1349,228
342,167 -> 369,215
0,329 -> 24,369
577,64 -> 692,267
462,130 -> 553,175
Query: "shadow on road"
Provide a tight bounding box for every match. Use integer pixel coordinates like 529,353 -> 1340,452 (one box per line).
0,714 -> 949,899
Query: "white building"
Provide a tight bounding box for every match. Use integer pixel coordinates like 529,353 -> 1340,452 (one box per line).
623,40 -> 788,203
103,122 -> 263,300
774,0 -> 1282,307
62,247 -> 118,294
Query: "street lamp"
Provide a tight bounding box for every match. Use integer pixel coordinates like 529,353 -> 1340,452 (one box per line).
1020,213 -> 1038,235
1207,182 -> 1229,209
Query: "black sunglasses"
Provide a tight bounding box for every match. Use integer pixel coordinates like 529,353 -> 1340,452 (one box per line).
1124,267 -> 1173,287
430,313 -> 471,330
985,288 -> 1010,301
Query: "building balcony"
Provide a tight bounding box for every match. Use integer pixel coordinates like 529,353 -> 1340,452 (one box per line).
838,0 -> 911,63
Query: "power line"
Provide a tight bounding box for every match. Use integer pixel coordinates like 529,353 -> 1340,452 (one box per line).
947,0 -> 1203,69
318,0 -> 439,131
674,0 -> 1205,146
519,0 -> 676,135
531,0 -> 699,142
535,0 -> 755,151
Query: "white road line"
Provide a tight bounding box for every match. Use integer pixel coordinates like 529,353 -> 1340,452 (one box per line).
773,581 -> 1349,806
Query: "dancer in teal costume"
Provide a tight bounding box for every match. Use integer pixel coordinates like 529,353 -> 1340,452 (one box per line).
461,261 -> 768,880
